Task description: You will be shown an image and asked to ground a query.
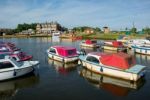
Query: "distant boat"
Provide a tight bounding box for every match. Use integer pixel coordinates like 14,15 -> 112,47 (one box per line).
47,45 -> 79,63
52,32 -> 60,36
126,39 -> 150,49
131,45 -> 150,55
102,41 -> 127,52
80,40 -> 100,48
79,52 -> 146,81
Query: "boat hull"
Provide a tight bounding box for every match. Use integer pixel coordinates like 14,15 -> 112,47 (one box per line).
80,43 -> 99,48
0,67 -> 34,81
80,60 -> 145,81
132,46 -> 150,55
47,52 -> 78,63
0,60 -> 39,81
103,46 -> 127,52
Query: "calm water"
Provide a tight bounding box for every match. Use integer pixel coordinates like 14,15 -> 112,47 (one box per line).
0,37 -> 150,100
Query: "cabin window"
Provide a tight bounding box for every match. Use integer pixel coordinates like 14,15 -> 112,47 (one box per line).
12,57 -> 17,61
68,50 -> 75,55
92,41 -> 97,43
86,56 -> 99,64
49,48 -> 56,54
0,61 -> 14,69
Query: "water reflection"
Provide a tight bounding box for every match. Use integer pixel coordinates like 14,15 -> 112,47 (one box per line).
79,68 -> 145,97
52,35 -> 60,43
48,58 -> 78,75
80,46 -> 101,54
0,73 -> 39,100
134,54 -> 150,65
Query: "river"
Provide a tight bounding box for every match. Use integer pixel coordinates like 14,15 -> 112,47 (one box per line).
0,37 -> 150,100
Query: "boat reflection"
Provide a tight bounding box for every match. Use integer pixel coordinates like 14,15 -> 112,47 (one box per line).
134,53 -> 150,65
80,46 -> 101,54
48,58 -> 78,74
0,73 -> 39,99
79,68 -> 145,97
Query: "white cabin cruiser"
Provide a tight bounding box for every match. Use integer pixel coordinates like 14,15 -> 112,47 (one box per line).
0,56 -> 39,81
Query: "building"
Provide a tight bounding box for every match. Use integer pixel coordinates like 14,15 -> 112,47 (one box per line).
84,28 -> 94,34
103,27 -> 110,34
36,22 -> 62,34
20,29 -> 35,35
0,28 -> 13,35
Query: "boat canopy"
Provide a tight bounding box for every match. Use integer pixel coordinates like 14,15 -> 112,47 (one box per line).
85,40 -> 97,44
54,46 -> 77,57
100,52 -> 135,69
112,41 -> 123,47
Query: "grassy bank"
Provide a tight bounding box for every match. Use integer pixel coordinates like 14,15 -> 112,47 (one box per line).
73,32 -> 147,40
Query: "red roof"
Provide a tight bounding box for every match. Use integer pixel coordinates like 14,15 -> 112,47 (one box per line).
100,52 -> 135,69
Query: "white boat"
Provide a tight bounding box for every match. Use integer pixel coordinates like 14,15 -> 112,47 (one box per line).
79,52 -> 146,81
131,45 -> 150,55
52,32 -> 60,36
47,46 -> 79,63
103,41 -> 127,52
80,40 -> 100,48
0,56 -> 39,81
126,39 -> 150,49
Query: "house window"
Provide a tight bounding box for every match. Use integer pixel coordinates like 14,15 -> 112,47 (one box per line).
86,56 -> 99,64
49,48 -> 56,54
0,61 -> 14,69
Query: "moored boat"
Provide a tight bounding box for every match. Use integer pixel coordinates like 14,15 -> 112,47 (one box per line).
79,52 -> 146,81
47,45 -> 79,63
125,39 -> 150,49
80,40 -> 100,48
131,45 -> 150,55
0,55 -> 39,81
103,41 -> 127,52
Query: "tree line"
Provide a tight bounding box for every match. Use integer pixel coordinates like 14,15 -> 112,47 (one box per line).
1,24 -> 150,35
72,26 -> 101,33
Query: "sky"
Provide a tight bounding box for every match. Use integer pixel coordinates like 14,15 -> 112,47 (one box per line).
0,0 -> 150,30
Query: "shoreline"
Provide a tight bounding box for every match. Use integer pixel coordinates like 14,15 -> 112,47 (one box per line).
0,34 -> 147,40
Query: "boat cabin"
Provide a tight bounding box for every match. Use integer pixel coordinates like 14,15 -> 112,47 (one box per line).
48,46 -> 78,57
10,52 -> 32,61
85,52 -> 135,70
85,40 -> 97,44
112,41 -> 123,47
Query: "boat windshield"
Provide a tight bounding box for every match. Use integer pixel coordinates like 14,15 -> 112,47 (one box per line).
11,58 -> 23,67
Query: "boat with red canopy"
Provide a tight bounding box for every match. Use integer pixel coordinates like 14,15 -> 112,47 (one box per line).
80,40 -> 99,48
47,46 -> 79,63
79,52 -> 146,81
103,41 -> 127,52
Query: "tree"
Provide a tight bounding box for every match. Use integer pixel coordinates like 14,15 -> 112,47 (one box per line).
15,23 -> 37,33
130,27 -> 137,34
94,27 -> 101,32
143,27 -> 150,35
